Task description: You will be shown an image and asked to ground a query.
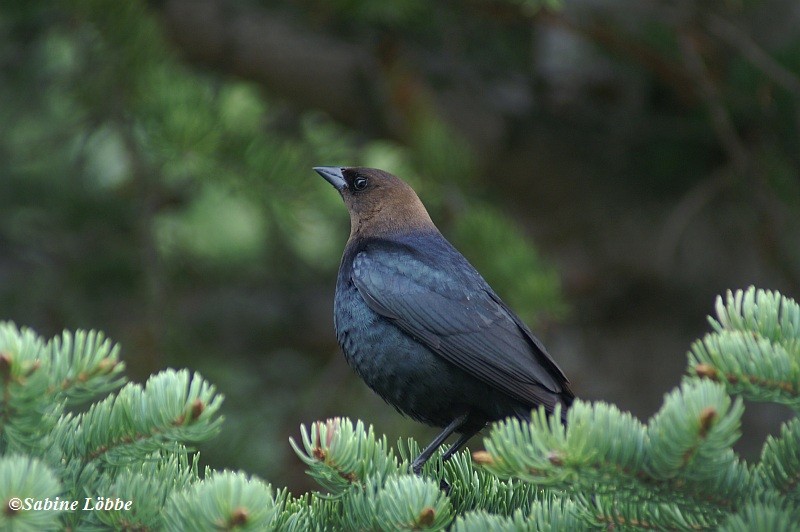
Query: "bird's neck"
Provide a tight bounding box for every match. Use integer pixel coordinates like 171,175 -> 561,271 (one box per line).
348,205 -> 437,241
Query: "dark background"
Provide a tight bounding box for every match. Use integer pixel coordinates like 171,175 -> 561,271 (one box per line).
2,0 -> 798,493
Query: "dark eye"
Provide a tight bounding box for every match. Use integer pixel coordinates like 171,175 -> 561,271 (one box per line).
353,176 -> 368,191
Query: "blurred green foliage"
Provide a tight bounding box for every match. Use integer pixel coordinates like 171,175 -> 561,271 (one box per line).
0,1 -> 565,490
3,0 -> 799,493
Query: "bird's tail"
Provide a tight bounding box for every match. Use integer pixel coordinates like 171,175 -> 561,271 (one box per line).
512,395 -> 573,426
559,393 -> 574,424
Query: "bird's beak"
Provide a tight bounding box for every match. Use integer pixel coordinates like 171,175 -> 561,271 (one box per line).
314,167 -> 347,192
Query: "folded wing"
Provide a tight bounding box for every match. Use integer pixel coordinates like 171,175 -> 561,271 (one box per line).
351,247 -> 571,410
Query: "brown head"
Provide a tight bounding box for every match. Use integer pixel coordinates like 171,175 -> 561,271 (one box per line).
314,167 -> 436,240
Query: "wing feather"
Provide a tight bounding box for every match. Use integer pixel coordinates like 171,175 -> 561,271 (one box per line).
351,247 -> 570,407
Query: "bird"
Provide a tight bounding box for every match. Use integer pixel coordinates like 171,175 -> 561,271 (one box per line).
315,166 -> 574,474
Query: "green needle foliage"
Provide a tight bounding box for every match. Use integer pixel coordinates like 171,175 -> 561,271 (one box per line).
0,455 -> 62,531
289,418 -> 400,495
689,288 -> 800,409
0,322 -> 262,530
2,286 -> 799,530
285,287 -> 798,530
474,287 -> 799,529
164,471 -> 278,531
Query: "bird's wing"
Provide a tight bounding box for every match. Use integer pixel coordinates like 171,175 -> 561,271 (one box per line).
351,247 -> 570,407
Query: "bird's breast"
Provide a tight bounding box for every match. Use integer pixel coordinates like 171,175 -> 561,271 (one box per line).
333,280 -> 454,425
331,277 -> 540,428
333,281 -> 382,363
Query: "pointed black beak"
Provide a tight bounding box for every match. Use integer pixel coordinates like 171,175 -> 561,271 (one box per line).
314,167 -> 347,191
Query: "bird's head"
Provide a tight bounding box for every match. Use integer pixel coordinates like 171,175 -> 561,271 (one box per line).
314,166 -> 436,239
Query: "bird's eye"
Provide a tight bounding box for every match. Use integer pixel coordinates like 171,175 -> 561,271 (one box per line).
353,176 -> 368,191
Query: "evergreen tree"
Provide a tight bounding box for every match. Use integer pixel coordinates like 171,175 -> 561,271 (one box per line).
0,286 -> 797,530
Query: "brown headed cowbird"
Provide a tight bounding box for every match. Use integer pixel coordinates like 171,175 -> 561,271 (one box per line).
315,166 -> 574,473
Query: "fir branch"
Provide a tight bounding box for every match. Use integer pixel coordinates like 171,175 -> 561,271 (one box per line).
757,418 -> 800,501
0,454 -> 63,531
2,287 -> 799,531
451,510 -> 533,532
717,502 -> 800,532
164,471 -> 277,531
591,511 -> 706,531
440,450 -> 544,517
694,362 -> 798,396
54,369 -> 223,467
709,287 -> 800,344
477,385 -> 752,513
646,380 -> 743,484
273,491 -> 343,532
341,476 -> 452,531
689,335 -> 800,408
0,323 -> 61,453
452,499 -> 590,532
586,494 -> 724,531
289,417 -> 400,495
476,401 -> 650,490
380,476 -> 452,530
689,287 -> 800,410
46,330 -> 127,405
88,450 -> 199,531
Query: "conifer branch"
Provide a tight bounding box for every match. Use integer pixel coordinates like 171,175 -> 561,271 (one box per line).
689,287 -> 800,410
54,369 -> 223,467
289,417 -> 400,495
1,288 -> 798,529
477,387 -> 751,514
46,330 -> 127,404
757,417 -> 800,500
164,471 -> 277,531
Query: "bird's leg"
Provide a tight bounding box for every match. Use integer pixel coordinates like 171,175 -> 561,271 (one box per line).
411,413 -> 469,474
440,424 -> 484,462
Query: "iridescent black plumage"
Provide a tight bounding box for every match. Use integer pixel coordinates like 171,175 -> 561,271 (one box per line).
316,166 -> 573,472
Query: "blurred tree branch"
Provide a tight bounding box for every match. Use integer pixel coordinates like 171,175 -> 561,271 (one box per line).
678,32 -> 748,175
158,0 -> 373,126
707,14 -> 800,97
155,0 -> 506,159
